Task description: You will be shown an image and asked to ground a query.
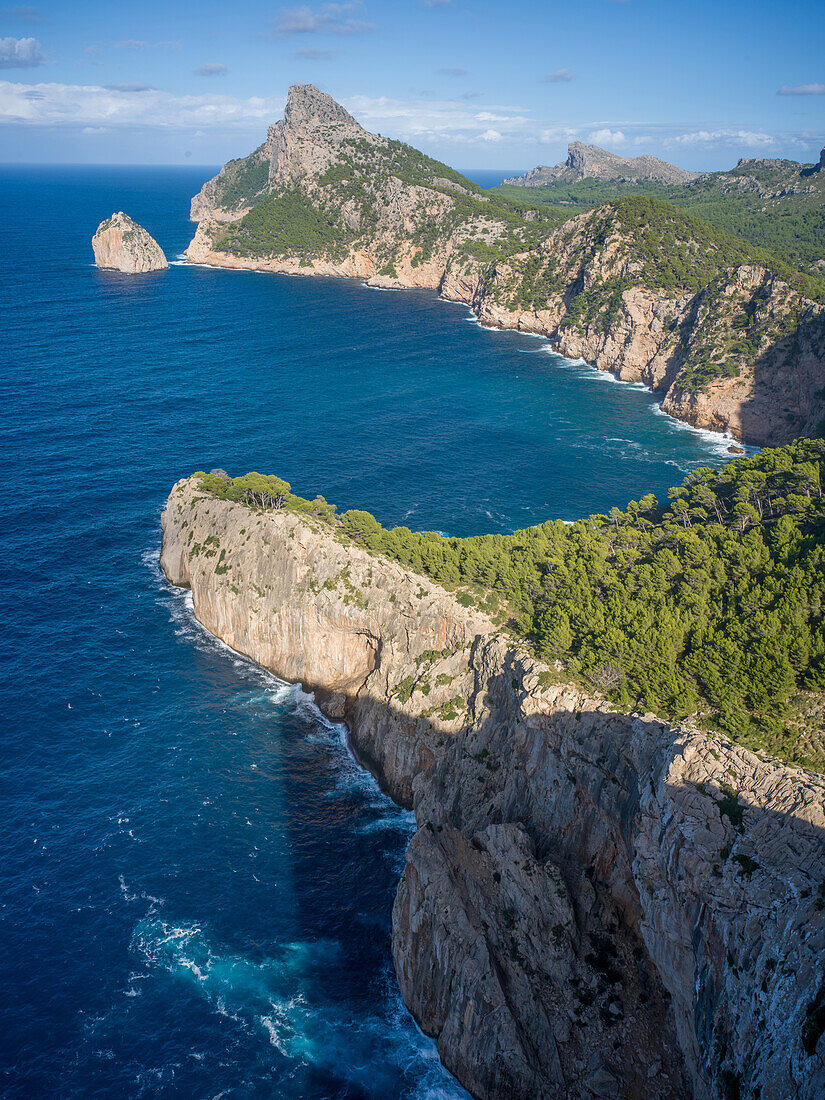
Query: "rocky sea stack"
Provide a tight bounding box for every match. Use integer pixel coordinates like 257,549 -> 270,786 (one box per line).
92,212 -> 168,273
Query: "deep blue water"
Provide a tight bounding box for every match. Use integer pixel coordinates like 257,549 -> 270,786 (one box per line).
1,166 -> 729,1098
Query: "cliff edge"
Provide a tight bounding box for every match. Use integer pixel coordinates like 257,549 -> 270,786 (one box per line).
92,212 -> 168,274
161,475 -> 825,1100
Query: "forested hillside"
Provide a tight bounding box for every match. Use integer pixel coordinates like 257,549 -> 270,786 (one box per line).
495,155 -> 825,272
194,439 -> 825,769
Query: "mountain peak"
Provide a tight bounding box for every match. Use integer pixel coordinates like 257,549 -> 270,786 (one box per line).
504,143 -> 697,188
284,84 -> 358,129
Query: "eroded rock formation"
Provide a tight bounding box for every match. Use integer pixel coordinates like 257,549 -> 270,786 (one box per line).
161,476 -> 825,1100
92,212 -> 168,273
503,143 -> 699,187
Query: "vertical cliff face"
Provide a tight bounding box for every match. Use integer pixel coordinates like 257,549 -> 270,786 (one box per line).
161,477 -> 825,1100
92,212 -> 168,273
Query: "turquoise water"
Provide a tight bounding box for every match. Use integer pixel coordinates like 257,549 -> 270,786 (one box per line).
0,165 -> 728,1098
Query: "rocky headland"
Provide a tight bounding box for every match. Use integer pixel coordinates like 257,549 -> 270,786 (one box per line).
161,475 -> 825,1100
92,212 -> 168,273
184,85 -> 825,448
502,143 -> 699,187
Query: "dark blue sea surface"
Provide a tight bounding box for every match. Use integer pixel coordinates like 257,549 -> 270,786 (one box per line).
1,166 -> 729,1098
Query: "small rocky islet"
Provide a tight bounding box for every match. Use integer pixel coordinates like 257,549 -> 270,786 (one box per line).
92,211 -> 168,273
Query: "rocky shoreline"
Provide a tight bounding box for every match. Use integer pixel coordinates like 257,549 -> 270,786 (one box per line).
161,476 -> 825,1100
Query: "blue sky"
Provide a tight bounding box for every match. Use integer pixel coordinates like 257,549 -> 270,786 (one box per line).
1,0 -> 823,170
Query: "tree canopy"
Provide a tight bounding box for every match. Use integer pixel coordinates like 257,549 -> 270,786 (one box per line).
195,439 -> 825,769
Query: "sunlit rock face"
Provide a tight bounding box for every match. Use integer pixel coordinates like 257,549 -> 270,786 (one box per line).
161,476 -> 825,1100
92,212 -> 168,274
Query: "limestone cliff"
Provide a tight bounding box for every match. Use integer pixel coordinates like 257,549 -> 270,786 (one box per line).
185,86 -> 825,447
161,476 -> 825,1100
503,143 -> 699,187
92,212 -> 168,273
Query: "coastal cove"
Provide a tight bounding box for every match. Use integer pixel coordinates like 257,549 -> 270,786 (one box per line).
2,165 -> 739,1098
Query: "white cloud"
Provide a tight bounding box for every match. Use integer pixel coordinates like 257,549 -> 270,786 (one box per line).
543,68 -> 572,83
295,47 -> 333,59
195,63 -> 227,77
0,35 -> 42,67
588,128 -> 625,144
105,83 -> 155,93
113,39 -> 147,49
438,67 -> 466,77
0,80 -> 816,166
0,79 -> 286,130
670,128 -> 776,147
476,111 -> 516,122
344,92 -> 535,144
777,83 -> 825,96
269,2 -> 375,37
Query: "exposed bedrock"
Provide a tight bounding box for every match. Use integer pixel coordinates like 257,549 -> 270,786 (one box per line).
161,477 -> 825,1099
92,211 -> 168,273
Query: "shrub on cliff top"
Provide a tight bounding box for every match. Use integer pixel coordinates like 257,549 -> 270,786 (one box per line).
194,439 -> 825,769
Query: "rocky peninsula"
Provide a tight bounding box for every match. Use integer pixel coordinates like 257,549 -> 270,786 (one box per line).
92,212 -> 168,273
161,475 -> 825,1100
185,85 -> 825,448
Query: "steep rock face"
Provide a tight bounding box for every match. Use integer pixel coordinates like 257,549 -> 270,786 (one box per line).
661,266 -> 825,442
161,477 -> 825,1100
92,212 -> 168,273
503,142 -> 699,186
184,87 -> 825,445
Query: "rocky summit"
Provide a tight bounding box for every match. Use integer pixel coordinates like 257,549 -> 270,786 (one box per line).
184,85 -> 825,447
503,142 -> 699,187
92,212 -> 168,274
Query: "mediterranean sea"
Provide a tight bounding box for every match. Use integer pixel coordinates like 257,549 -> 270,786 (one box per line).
0,165 -> 730,1098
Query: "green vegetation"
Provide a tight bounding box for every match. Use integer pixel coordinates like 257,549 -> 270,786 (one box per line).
494,159 -> 825,275
212,148 -> 270,210
217,187 -> 357,260
216,132 -> 565,270
195,439 -> 825,769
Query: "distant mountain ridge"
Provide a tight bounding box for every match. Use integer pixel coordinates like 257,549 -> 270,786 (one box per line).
504,142 -> 699,187
495,147 -> 825,271
187,85 -> 825,447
